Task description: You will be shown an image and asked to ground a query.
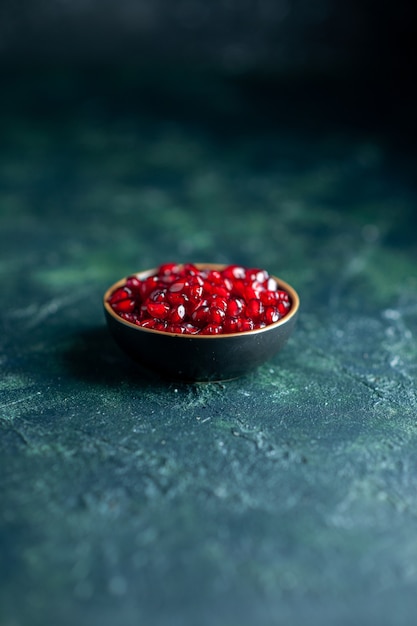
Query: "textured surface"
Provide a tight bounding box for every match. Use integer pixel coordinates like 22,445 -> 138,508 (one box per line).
1,68 -> 417,626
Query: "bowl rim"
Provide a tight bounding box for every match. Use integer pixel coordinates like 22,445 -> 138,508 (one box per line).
103,263 -> 300,339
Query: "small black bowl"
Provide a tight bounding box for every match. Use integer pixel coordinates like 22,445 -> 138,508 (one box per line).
103,264 -> 300,382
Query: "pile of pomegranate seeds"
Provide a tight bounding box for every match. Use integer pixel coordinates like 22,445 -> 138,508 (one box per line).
108,263 -> 291,335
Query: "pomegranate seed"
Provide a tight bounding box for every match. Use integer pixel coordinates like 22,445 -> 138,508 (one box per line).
210,306 -> 226,325
146,301 -> 170,319
109,287 -> 132,304
108,263 -> 292,334
277,290 -> 290,302
242,285 -> 258,302
125,276 -> 142,292
188,284 -> 204,301
189,274 -> 205,286
227,297 -> 244,317
206,270 -> 223,284
191,305 -> 210,326
183,263 -> 199,275
213,285 -> 230,299
169,304 -> 186,323
246,298 -> 264,320
265,306 -> 280,324
202,280 -> 215,296
184,323 -> 200,334
140,276 -> 159,299
112,298 -> 135,313
250,280 -> 264,295
187,298 -> 208,315
169,279 -> 189,294
149,289 -> 167,302
267,277 -> 278,291
277,301 -> 290,316
223,265 -> 246,280
226,278 -> 234,291
230,280 -> 244,298
223,316 -> 240,333
140,318 -> 159,329
202,323 -> 223,335
166,324 -> 186,334
120,312 -> 136,323
260,290 -> 279,306
167,291 -> 188,306
238,318 -> 255,332
247,268 -> 269,283
153,321 -> 168,331
158,263 -> 180,276
210,296 -> 228,312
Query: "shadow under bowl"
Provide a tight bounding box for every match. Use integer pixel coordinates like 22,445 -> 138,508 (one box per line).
103,265 -> 299,382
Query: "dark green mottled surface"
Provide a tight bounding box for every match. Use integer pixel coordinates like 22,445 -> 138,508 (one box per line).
1,68 -> 417,626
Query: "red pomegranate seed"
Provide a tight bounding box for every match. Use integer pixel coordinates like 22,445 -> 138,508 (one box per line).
247,268 -> 269,283
184,323 -> 200,334
140,318 -> 159,329
167,291 -> 188,306
120,312 -> 136,323
227,297 -> 244,317
183,263 -> 199,275
238,318 -> 255,332
149,289 -> 167,302
169,279 -> 189,294
190,274 -> 205,286
191,305 -> 210,326
223,316 -> 240,333
246,298 -> 264,320
277,301 -> 290,316
188,284 -> 204,301
202,323 -> 223,335
267,277 -> 278,291
202,280 -> 216,296
109,287 -> 132,304
260,290 -> 279,306
210,306 -> 226,325
277,290 -> 290,302
140,276 -> 159,299
242,285 -> 258,302
210,296 -> 228,312
112,298 -> 136,313
158,263 -> 180,276
166,324 -> 186,334
125,276 -> 142,292
265,306 -> 280,324
213,285 -> 230,299
230,279 -> 245,297
146,301 -> 170,319
223,265 -> 246,280
206,270 -> 223,284
153,321 -> 168,331
169,304 -> 186,323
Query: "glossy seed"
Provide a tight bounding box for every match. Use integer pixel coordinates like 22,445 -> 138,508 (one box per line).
169,304 -> 186,323
112,298 -> 135,313
201,323 -> 223,335
265,306 -> 280,324
146,301 -> 170,319
246,298 -> 264,320
109,287 -> 132,304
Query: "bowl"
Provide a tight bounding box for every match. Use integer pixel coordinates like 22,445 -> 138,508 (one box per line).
103,264 -> 299,382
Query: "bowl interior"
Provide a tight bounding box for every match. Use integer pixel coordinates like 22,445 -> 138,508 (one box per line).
103,263 -> 299,339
